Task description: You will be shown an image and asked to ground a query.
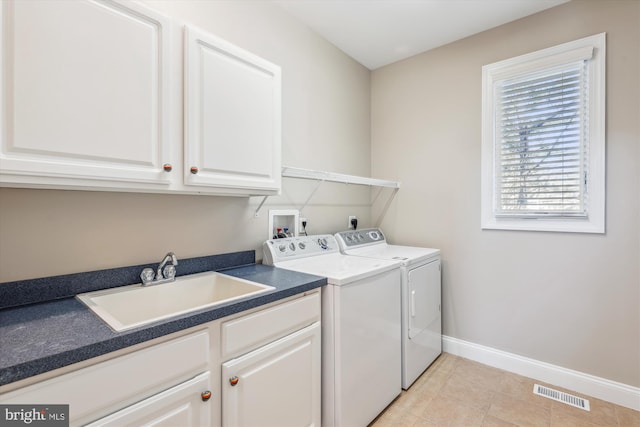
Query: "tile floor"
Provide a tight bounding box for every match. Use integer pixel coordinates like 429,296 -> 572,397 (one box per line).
370,353 -> 640,427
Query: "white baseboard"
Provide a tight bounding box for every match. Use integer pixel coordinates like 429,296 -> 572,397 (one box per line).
443,335 -> 640,411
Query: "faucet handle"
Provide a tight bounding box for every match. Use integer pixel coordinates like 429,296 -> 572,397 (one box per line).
140,268 -> 155,284
162,265 -> 176,280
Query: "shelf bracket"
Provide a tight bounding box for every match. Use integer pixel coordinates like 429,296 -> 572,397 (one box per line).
254,196 -> 269,218
374,187 -> 400,227
297,179 -> 324,213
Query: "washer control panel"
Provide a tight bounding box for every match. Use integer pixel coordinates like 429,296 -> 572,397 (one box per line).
335,228 -> 386,248
263,234 -> 338,264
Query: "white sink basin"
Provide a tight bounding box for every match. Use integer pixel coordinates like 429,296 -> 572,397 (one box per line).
77,271 -> 275,332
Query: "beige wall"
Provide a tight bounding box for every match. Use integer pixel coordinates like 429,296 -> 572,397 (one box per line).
372,0 -> 640,387
1,0 -> 638,390
0,0 -> 372,282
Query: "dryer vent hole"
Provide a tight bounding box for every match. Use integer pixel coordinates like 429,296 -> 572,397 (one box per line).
533,384 -> 590,411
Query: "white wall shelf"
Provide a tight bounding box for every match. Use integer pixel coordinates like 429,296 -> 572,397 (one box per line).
254,166 -> 400,222
281,166 -> 400,189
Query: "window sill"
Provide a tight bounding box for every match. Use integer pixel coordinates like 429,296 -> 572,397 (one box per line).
481,216 -> 605,234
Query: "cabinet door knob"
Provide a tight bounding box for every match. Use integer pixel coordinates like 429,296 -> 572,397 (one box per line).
201,390 -> 212,402
229,376 -> 239,386
163,163 -> 173,172
190,166 -> 199,174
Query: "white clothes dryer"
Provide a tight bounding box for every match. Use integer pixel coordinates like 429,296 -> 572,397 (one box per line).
335,228 -> 441,390
263,234 -> 402,427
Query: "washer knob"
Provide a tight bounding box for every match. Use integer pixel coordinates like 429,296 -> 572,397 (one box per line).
318,238 -> 328,249
289,242 -> 296,251
299,242 -> 306,250
278,244 -> 286,252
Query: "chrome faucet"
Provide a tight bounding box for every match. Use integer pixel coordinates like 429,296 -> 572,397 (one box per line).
141,252 -> 179,286
157,252 -> 178,280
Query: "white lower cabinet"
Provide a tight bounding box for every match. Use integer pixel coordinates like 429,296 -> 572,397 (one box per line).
222,323 -> 321,427
0,330 -> 210,426
86,372 -> 211,427
0,291 -> 321,427
220,290 -> 322,427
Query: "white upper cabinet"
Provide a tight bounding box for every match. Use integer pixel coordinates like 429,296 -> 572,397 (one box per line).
1,2 -> 282,196
184,25 -> 281,195
0,0 -> 174,190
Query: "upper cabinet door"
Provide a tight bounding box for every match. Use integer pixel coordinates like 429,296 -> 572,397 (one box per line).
0,0 -> 173,189
184,25 -> 281,195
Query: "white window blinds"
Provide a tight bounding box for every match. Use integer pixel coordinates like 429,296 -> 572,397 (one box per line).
481,33 -> 605,233
495,61 -> 589,217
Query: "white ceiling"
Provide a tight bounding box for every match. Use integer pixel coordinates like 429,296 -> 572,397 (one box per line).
275,0 -> 570,70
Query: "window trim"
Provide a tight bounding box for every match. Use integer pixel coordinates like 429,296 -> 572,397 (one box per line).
481,33 -> 606,234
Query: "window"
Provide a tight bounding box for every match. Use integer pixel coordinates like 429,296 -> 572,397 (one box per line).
481,33 -> 606,233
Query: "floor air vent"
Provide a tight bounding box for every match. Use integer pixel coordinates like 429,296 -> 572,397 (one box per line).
533,384 -> 590,411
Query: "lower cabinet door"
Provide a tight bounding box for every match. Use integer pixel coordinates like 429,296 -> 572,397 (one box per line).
86,372 -> 211,427
222,322 -> 321,427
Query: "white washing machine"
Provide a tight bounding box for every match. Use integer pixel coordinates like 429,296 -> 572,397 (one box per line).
263,234 -> 402,427
335,228 -> 441,390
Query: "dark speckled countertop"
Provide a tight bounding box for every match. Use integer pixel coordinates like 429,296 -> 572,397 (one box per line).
0,252 -> 326,388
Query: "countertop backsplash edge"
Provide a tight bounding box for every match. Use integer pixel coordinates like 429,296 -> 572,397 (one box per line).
0,251 -> 256,310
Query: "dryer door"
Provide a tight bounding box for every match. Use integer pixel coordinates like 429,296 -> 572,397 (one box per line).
407,260 -> 441,340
